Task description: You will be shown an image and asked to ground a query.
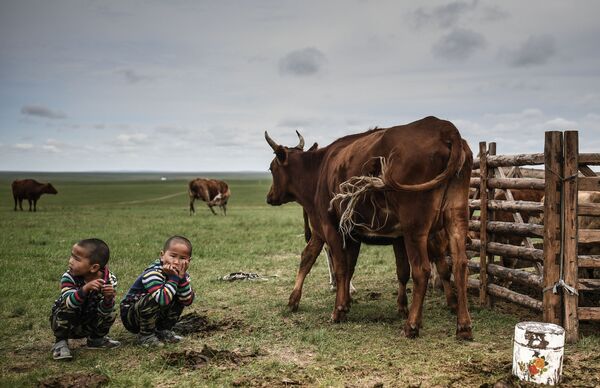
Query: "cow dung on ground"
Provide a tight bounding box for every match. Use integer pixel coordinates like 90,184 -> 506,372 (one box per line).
38,372 -> 109,388
164,346 -> 245,369
172,312 -> 242,335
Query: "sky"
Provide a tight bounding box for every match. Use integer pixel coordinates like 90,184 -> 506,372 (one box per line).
1,0 -> 599,172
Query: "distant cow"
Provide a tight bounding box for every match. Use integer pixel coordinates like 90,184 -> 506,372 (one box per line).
266,116 -> 473,339
12,179 -> 58,212
188,178 -> 231,215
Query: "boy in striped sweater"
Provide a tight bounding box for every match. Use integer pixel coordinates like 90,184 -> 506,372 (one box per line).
50,238 -> 120,360
121,236 -> 195,347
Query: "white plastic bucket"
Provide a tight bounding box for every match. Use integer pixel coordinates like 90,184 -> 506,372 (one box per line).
512,321 -> 565,385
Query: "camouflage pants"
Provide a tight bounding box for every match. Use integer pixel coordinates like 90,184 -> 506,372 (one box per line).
50,298 -> 117,341
120,294 -> 185,336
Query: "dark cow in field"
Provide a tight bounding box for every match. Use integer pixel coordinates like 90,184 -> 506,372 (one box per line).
188,178 -> 231,216
12,179 -> 58,212
265,116 -> 473,339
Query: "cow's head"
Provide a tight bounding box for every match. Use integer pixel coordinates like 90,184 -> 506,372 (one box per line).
45,183 -> 58,194
265,130 -> 306,206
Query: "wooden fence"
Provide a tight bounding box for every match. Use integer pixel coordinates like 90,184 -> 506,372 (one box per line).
464,130 -> 600,343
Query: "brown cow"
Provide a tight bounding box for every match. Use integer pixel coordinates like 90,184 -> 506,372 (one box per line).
266,116 -> 473,339
188,178 -> 231,216
12,179 -> 58,212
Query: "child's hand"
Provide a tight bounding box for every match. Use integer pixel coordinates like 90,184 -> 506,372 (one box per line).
83,279 -> 105,293
162,263 -> 180,278
102,283 -> 115,299
179,260 -> 190,277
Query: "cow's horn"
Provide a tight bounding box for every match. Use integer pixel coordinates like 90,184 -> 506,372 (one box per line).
265,131 -> 279,151
295,130 -> 305,150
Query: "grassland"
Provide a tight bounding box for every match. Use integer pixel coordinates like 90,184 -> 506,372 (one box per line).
0,172 -> 598,387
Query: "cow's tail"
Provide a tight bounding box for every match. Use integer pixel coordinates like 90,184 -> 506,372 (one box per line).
383,128 -> 465,192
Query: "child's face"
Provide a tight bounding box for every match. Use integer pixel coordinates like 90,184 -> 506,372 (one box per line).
160,242 -> 191,270
68,244 -> 99,277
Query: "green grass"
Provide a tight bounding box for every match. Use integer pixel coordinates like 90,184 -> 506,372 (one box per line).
0,172 -> 598,387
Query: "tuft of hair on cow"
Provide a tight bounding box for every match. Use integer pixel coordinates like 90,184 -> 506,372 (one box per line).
330,156 -> 391,247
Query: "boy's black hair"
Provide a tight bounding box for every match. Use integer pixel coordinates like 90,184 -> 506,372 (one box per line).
77,238 -> 110,268
163,235 -> 192,256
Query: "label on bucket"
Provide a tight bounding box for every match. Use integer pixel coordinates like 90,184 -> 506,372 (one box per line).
512,322 -> 565,386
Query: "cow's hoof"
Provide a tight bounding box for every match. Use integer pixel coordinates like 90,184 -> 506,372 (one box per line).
397,306 -> 408,318
404,323 -> 419,339
288,291 -> 301,312
288,302 -> 299,312
456,325 -> 473,341
331,306 -> 347,323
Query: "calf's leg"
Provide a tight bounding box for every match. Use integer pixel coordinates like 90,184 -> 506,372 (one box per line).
393,239 -> 410,318
288,236 -> 324,311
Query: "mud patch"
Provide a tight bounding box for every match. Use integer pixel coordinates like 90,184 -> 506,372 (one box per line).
38,372 -> 109,388
164,345 -> 260,369
173,312 -> 242,336
366,291 -> 382,300
231,376 -> 305,387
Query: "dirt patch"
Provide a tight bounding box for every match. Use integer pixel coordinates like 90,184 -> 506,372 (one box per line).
231,376 -> 305,387
267,346 -> 316,368
172,312 -> 242,336
38,372 -> 109,388
8,361 -> 37,373
164,345 -> 260,369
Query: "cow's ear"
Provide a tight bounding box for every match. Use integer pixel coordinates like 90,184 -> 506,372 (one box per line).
308,142 -> 318,151
275,146 -> 288,165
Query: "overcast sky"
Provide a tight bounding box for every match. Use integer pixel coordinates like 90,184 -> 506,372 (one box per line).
1,0 -> 599,172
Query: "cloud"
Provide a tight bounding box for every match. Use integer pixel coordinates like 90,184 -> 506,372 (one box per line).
14,143 -> 34,150
20,105 -> 66,119
279,47 -> 326,76
115,133 -> 149,145
411,1 -> 477,29
432,28 -> 486,61
41,139 -> 65,153
115,68 -> 154,84
154,125 -> 192,137
506,35 -> 556,67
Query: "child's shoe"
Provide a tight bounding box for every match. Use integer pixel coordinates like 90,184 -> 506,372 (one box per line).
137,333 -> 164,348
156,329 -> 183,343
52,340 -> 73,360
86,336 -> 121,349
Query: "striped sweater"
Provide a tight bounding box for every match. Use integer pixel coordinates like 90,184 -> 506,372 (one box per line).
55,269 -> 117,314
122,259 -> 194,307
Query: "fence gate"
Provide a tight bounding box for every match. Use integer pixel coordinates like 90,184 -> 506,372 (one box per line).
470,131 -> 600,343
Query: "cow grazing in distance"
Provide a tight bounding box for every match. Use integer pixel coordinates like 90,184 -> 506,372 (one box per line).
12,179 -> 58,212
265,116 -> 473,339
188,178 -> 231,216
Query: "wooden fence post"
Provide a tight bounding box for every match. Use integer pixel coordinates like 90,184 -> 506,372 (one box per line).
487,142 -> 497,307
563,131 -> 579,342
543,132 -> 562,325
479,142 -> 489,306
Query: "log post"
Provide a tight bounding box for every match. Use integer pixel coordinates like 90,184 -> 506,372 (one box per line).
563,131 -> 579,343
487,142 -> 497,306
479,142 -> 489,306
543,132 -> 562,325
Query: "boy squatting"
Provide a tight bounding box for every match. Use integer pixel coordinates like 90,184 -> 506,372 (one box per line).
120,235 -> 195,347
50,238 -> 120,360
